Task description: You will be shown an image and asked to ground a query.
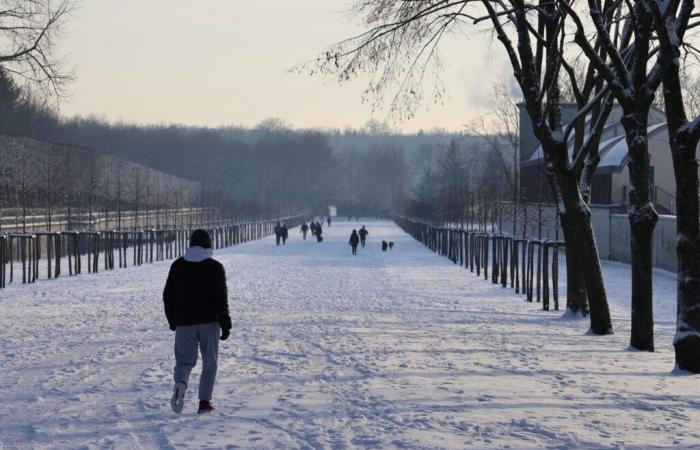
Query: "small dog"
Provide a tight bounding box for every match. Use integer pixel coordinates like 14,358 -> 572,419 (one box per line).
388,242 -> 394,250
381,241 -> 388,251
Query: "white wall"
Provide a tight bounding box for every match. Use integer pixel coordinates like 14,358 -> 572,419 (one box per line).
501,202 -> 677,272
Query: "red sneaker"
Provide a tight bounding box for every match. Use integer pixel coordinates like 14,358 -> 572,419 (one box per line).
198,401 -> 215,413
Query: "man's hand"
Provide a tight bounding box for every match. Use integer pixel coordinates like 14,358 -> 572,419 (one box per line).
220,328 -> 230,341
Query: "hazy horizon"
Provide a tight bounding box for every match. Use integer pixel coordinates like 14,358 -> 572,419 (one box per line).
57,0 -> 513,133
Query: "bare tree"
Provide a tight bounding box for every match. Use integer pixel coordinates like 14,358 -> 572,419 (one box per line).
467,82 -> 519,236
0,0 -> 74,96
564,0 -> 674,351
41,143 -> 64,231
652,0 -> 700,371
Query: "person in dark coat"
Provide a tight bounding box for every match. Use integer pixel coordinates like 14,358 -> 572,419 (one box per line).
163,229 -> 231,415
327,217 -> 332,227
358,226 -> 368,247
301,223 -> 309,240
382,240 -> 388,251
274,223 -> 282,246
349,229 -> 360,255
281,224 -> 289,245
316,222 -> 323,242
310,222 -> 317,237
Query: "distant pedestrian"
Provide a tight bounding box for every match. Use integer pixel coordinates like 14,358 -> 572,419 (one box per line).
310,222 -> 317,237
316,223 -> 323,242
327,217 -> 332,227
301,223 -> 309,240
382,240 -> 388,251
358,226 -> 368,247
274,222 -> 282,246
163,229 -> 231,415
349,229 -> 360,255
281,224 -> 289,245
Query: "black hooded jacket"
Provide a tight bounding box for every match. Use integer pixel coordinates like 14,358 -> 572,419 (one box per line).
163,249 -> 232,330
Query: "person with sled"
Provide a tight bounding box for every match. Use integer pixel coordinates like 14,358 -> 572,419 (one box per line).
301,223 -> 309,239
358,226 -> 368,247
274,222 -> 282,246
163,229 -> 232,414
281,224 -> 289,245
349,229 -> 360,255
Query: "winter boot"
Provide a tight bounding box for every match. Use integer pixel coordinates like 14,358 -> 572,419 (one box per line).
171,381 -> 187,414
198,400 -> 215,414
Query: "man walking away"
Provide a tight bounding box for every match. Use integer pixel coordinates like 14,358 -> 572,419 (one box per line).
349,229 -> 360,255
301,223 -> 309,240
274,223 -> 282,246
316,223 -> 323,242
327,217 -> 332,227
163,229 -> 232,414
358,226 -> 368,247
281,224 -> 289,245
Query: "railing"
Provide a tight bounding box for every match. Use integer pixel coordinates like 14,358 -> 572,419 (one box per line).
622,185 -> 676,215
393,215 -> 564,311
0,214 -> 311,289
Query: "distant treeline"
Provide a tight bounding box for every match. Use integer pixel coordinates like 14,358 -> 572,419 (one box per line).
0,71 -> 513,219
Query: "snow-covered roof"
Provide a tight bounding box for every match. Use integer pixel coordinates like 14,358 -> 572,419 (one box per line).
527,121 -> 668,171
527,120 -> 619,162
597,122 -> 667,168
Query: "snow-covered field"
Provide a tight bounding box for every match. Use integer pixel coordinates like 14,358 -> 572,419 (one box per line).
0,220 -> 698,449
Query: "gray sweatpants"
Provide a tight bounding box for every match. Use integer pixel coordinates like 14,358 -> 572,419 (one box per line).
173,321 -> 220,401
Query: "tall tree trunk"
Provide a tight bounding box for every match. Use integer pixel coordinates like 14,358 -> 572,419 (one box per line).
621,114 -> 658,351
663,66 -> 700,372
671,131 -> 700,372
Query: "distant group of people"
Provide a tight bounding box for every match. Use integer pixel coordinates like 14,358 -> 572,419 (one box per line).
277,219 -> 382,254
348,225 -> 369,256
300,220 -> 325,242
274,223 -> 289,245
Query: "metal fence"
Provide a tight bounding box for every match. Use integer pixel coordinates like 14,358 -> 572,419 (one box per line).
0,214 -> 310,289
394,215 -> 564,311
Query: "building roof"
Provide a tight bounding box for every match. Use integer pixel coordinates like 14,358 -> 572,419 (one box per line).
597,122 -> 667,169
527,120 -> 669,172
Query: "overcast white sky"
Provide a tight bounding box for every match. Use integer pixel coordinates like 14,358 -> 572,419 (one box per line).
58,0 -> 513,132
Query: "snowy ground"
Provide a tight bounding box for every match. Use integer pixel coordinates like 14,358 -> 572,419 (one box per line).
0,220 -> 698,449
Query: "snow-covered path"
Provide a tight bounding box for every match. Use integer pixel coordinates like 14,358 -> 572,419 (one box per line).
0,220 -> 698,449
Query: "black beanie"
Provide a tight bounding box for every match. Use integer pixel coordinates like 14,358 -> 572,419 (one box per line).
190,229 -> 212,249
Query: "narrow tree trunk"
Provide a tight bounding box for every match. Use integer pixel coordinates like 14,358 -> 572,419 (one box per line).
558,171 -> 612,334
622,116 -> 658,352
569,203 -> 612,334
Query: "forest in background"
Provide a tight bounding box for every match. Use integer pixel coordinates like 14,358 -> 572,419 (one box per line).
0,70 -> 515,222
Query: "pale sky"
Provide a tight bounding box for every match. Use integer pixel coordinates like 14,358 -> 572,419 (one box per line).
58,0 -> 513,132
